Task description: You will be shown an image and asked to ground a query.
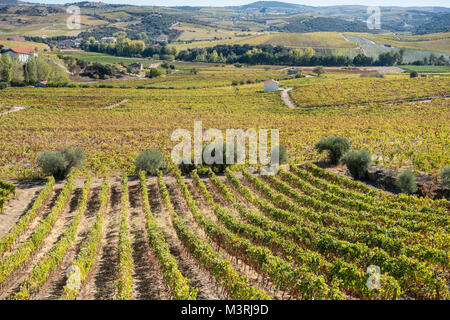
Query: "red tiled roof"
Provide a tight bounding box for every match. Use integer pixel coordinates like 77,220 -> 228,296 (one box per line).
9,47 -> 35,54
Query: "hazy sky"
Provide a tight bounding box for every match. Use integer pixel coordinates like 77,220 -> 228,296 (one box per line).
24,1 -> 450,8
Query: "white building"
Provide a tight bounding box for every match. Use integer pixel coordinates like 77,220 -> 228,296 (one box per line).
1,47 -> 37,63
264,79 -> 279,92
101,37 -> 117,43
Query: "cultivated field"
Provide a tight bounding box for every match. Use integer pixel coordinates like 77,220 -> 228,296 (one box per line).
0,69 -> 448,178
0,64 -> 449,300
0,163 -> 448,300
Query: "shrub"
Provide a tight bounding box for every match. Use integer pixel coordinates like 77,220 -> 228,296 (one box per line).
314,137 -> 351,164
313,66 -> 325,77
37,147 -> 85,179
80,83 -> 91,88
396,170 -> 418,194
0,82 -> 9,90
410,71 -> 419,78
178,162 -> 196,175
147,68 -> 162,78
440,166 -> 450,189
134,149 -> 167,175
341,150 -> 371,180
271,145 -> 288,165
99,83 -> 114,88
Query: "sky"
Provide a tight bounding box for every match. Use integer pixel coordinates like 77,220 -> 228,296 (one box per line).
22,1 -> 450,8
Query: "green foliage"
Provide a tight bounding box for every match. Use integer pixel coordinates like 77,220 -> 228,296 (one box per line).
313,66 -> 325,76
410,71 -> 419,78
37,147 -> 85,179
341,150 -> 371,180
134,149 -> 167,175
396,170 -> 418,194
440,166 -> 450,189
0,54 -> 13,83
0,81 -> 9,89
23,57 -> 68,84
314,137 -> 351,164
147,68 -> 162,78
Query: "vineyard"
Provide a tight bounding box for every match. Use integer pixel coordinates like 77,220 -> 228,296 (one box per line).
0,71 -> 448,178
0,163 -> 448,300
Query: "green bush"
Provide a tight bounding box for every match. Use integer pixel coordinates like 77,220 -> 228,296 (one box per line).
178,162 -> 196,175
314,137 -> 351,164
80,83 -> 91,88
99,83 -> 114,88
410,71 -> 419,78
37,147 -> 85,179
440,166 -> 450,189
341,150 -> 371,180
0,82 -> 9,90
147,68 -> 162,78
396,170 -> 418,194
271,145 -> 288,165
134,149 -> 167,175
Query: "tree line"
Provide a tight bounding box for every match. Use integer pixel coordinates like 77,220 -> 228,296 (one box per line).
0,55 -> 68,86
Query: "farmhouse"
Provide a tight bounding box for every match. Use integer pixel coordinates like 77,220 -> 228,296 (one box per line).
58,39 -> 81,49
1,47 -> 37,63
101,37 -> 117,43
264,79 -> 279,92
156,34 -> 169,43
34,81 -> 48,88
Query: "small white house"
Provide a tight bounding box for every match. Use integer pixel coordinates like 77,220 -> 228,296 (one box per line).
101,37 -> 117,44
264,79 -> 279,92
1,47 -> 37,63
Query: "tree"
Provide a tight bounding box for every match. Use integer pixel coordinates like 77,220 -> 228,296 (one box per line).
341,150 -> 371,179
313,66 -> 325,77
113,31 -> 127,41
314,137 -> 350,164
304,47 -> 315,59
353,54 -> 374,66
0,54 -> 13,83
38,147 -> 85,180
396,170 -> 418,194
23,57 -> 38,84
147,68 -> 162,78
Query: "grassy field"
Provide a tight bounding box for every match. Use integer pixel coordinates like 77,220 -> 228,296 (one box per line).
399,65 -> 450,73
172,31 -> 359,54
347,32 -> 450,54
56,51 -> 158,68
0,40 -> 49,51
0,14 -> 106,37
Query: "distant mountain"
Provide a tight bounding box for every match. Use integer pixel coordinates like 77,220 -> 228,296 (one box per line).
235,1 -> 302,9
227,1 -> 314,13
0,0 -> 19,5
